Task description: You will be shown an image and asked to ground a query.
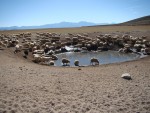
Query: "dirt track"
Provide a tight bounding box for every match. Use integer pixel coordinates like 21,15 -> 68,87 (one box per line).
0,27 -> 150,113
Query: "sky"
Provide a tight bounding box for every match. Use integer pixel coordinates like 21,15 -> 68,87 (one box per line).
0,0 -> 150,27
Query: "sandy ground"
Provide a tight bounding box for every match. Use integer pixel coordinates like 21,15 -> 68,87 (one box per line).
0,29 -> 150,113
0,49 -> 150,113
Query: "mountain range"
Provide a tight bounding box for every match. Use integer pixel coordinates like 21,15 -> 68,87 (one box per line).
1,15 -> 150,30
0,21 -> 109,30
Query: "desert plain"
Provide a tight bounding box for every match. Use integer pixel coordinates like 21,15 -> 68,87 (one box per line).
0,25 -> 150,113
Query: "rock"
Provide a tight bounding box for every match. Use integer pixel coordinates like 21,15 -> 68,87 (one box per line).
121,73 -> 132,80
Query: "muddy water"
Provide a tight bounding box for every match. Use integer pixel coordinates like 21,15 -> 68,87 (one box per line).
54,51 -> 140,66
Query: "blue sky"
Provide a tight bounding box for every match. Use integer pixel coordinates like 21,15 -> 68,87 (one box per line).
0,0 -> 150,27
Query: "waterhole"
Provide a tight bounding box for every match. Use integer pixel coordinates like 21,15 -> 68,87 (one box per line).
54,51 -> 140,66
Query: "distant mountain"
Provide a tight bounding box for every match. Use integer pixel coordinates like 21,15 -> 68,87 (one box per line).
0,21 -> 108,30
119,15 -> 150,26
1,16 -> 149,30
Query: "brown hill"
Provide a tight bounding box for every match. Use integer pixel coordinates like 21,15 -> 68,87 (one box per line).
119,15 -> 150,26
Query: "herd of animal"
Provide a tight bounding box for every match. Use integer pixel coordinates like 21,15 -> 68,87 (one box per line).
0,32 -> 150,66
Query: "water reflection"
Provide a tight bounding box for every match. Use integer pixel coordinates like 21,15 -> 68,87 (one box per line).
54,51 -> 140,66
